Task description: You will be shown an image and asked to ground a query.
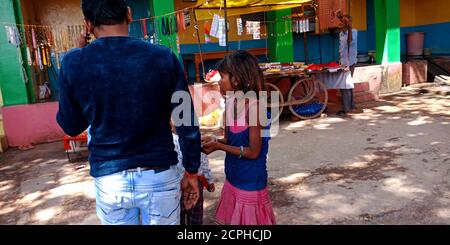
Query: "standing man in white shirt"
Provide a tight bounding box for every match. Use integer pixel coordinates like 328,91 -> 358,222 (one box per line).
337,13 -> 361,117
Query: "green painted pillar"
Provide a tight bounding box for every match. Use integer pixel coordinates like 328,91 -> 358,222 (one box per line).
267,9 -> 294,63
374,0 -> 400,64
150,0 -> 179,58
12,0 -> 35,103
0,0 -> 29,106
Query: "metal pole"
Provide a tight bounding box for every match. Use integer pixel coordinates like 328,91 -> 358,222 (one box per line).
224,0 -> 229,52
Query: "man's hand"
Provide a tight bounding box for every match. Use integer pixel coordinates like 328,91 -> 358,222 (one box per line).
181,174 -> 200,210
343,66 -> 351,72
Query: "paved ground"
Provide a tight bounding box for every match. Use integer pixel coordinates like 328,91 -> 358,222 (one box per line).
1,87 -> 449,225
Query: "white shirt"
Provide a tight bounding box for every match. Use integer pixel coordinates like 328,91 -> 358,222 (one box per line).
339,29 -> 358,67
173,133 -> 214,184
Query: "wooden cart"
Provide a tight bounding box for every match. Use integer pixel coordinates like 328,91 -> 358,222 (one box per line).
264,69 -> 329,120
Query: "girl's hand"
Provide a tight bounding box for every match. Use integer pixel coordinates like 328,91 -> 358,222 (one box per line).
201,136 -> 215,145
202,140 -> 220,154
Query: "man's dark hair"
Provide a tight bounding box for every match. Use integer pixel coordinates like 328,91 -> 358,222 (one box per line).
82,0 -> 128,26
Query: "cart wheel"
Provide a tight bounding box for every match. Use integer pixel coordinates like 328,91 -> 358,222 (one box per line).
288,79 -> 328,120
265,82 -> 284,122
287,78 -> 316,105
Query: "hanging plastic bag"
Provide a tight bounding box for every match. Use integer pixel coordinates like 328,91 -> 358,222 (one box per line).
210,14 -> 220,38
39,81 -> 51,100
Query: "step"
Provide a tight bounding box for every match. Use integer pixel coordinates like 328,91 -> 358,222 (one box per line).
354,82 -> 371,93
354,91 -> 377,104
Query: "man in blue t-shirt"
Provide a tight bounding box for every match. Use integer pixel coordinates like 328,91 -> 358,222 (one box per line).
57,0 -> 201,225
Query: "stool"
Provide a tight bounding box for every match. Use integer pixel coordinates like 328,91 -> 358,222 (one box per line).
63,134 -> 88,162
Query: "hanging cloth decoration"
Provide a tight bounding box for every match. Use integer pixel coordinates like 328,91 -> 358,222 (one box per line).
204,21 -> 212,44
210,14 -> 220,38
217,17 -> 226,47
246,21 -> 254,35
245,21 -> 261,40
172,14 -> 178,34
161,17 -> 168,36
24,27 -> 33,66
183,9 -> 191,28
252,21 -> 261,40
236,18 -> 243,36
32,28 -> 40,68
41,45 -> 48,66
177,11 -> 186,33
37,46 -> 43,70
141,19 -> 148,40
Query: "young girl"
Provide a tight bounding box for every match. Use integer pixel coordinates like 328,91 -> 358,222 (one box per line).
202,50 -> 276,225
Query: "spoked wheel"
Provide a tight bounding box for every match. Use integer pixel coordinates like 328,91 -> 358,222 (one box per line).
265,82 -> 284,122
288,78 -> 328,120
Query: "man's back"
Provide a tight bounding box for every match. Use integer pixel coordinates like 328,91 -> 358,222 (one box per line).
57,36 -> 199,177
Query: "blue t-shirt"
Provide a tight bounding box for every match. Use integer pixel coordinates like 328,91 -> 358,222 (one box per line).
57,36 -> 201,177
224,127 -> 270,191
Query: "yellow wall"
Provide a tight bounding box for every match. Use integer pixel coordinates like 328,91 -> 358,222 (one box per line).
21,0 -> 83,26
400,0 -> 450,27
350,0 -> 367,31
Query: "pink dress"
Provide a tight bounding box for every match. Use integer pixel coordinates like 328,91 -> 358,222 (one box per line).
215,97 -> 276,225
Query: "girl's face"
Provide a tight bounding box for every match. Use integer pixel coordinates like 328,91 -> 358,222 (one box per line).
218,72 -> 235,95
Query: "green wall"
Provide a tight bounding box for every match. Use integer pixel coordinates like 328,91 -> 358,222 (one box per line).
151,0 -> 179,57
375,0 -> 400,64
0,0 -> 29,106
267,9 -> 294,63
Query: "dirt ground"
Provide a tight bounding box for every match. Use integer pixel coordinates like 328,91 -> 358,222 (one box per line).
1,87 -> 449,225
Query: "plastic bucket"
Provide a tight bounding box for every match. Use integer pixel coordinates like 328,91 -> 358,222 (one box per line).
406,32 -> 425,56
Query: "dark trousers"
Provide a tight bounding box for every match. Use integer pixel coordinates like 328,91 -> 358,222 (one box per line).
180,180 -> 204,225
340,65 -> 356,113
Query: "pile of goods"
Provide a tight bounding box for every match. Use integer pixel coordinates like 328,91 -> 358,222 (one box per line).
204,69 -> 221,83
306,62 -> 342,72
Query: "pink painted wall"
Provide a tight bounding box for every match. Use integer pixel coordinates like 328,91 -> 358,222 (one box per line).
1,102 -> 65,147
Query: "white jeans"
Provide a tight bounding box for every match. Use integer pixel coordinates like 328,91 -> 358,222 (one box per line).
94,165 -> 182,225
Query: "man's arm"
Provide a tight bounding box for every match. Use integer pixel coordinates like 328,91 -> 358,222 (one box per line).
56,56 -> 88,137
170,52 -> 201,210
170,52 -> 201,174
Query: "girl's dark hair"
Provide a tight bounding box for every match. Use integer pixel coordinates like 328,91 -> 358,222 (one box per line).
216,50 -> 265,94
82,0 -> 128,26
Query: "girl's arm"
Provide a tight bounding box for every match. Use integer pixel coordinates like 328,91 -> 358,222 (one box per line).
216,124 -> 262,160
203,103 -> 262,160
218,108 -> 228,144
